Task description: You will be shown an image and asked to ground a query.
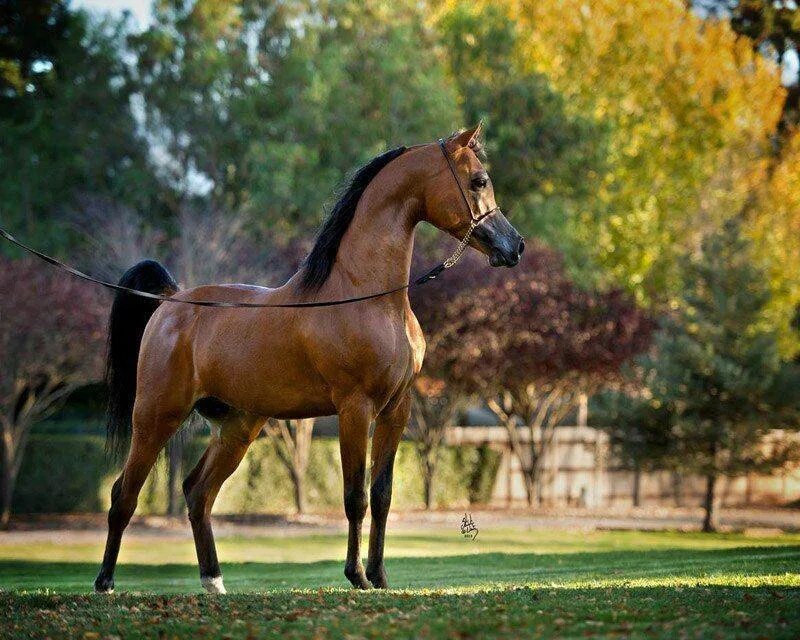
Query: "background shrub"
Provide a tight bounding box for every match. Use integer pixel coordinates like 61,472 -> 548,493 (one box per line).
13,435 -> 501,515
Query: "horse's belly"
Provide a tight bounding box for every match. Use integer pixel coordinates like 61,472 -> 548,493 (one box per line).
195,320 -> 337,418
209,357 -> 337,417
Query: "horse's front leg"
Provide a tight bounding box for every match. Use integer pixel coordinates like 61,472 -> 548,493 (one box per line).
366,391 -> 410,589
337,396 -> 373,589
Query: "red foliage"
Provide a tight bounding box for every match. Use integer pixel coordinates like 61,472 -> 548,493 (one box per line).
0,256 -> 106,409
411,242 -> 654,395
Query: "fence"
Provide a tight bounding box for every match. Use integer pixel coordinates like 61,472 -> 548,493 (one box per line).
445,425 -> 800,508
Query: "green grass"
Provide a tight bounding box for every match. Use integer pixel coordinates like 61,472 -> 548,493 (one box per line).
1,528 -> 799,638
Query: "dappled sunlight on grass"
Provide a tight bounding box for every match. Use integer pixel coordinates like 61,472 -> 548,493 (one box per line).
1,529 -> 798,638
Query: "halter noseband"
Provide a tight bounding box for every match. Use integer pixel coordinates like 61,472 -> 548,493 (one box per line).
437,138 -> 501,268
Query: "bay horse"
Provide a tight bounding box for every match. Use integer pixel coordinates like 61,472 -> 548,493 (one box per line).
94,124 -> 524,595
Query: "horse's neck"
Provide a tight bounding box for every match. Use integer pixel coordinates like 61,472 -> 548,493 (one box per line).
328,181 -> 417,296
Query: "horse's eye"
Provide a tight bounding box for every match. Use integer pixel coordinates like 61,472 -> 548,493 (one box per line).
471,174 -> 489,190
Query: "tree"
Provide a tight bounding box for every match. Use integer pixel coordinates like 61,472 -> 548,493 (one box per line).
0,257 -> 104,526
443,245 -> 653,506
746,128 -> 800,357
262,418 -> 314,514
0,2 -> 161,251
449,0 -> 784,305
594,385 -> 675,507
0,1 -> 69,96
408,253 -> 484,509
693,0 -> 800,132
131,0 -> 460,236
436,3 -> 610,274
651,220 -> 799,531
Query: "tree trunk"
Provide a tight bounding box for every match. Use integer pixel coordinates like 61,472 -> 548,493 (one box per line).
532,459 -> 546,507
0,429 -> 17,529
292,418 -> 313,515
745,473 -> 753,507
166,440 -> 183,517
292,469 -> 307,515
672,472 -> 683,507
410,392 -> 454,511
264,418 -> 313,515
522,470 -> 535,507
421,449 -> 437,510
702,473 -> 718,533
0,454 -> 13,529
632,466 -> 642,508
423,469 -> 434,510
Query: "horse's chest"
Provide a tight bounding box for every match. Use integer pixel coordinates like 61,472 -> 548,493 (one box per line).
380,314 -> 425,402
362,316 -> 421,379
404,311 -> 426,375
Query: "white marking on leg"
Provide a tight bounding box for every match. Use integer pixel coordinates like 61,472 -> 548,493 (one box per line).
201,575 -> 226,594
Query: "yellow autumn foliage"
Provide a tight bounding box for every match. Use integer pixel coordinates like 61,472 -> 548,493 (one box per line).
439,0 -> 785,308
749,129 -> 800,355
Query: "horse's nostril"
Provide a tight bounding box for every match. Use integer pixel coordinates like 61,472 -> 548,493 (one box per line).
518,238 -> 525,256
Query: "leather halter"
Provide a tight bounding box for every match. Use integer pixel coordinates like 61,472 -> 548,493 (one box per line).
436,137 -> 500,268
437,137 -> 500,225
0,138 -> 499,308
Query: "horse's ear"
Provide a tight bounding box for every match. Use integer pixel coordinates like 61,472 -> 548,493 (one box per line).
453,121 -> 483,149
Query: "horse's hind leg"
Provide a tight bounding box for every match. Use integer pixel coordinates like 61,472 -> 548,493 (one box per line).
94,405 -> 186,594
183,412 -> 263,594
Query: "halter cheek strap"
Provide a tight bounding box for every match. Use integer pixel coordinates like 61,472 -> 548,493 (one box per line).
437,138 -> 500,268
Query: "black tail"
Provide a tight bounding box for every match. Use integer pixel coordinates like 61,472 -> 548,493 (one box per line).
105,260 -> 179,456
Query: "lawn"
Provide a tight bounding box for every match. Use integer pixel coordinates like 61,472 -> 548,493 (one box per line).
0,527 -> 798,638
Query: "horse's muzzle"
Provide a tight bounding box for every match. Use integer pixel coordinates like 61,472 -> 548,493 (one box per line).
475,212 -> 525,268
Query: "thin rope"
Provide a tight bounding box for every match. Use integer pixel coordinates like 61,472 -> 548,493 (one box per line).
0,139 -> 496,309
0,227 -> 462,308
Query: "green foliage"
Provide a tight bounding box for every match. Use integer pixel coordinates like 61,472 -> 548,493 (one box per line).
243,0 -> 460,235
593,390 -> 675,472
649,220 -> 798,476
437,3 -> 610,276
697,0 -> 800,126
12,436 -> 108,513
12,435 -> 500,515
0,4 -> 161,252
132,0 -> 460,237
483,0 -> 784,305
467,443 -> 502,504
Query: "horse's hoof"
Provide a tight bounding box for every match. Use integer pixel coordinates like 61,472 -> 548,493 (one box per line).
201,575 -> 227,594
94,575 -> 114,594
344,564 -> 371,590
366,567 -> 388,589
352,577 -> 372,590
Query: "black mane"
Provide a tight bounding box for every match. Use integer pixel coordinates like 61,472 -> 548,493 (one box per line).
300,146 -> 407,290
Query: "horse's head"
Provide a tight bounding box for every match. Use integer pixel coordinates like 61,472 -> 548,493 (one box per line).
421,123 -> 524,268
